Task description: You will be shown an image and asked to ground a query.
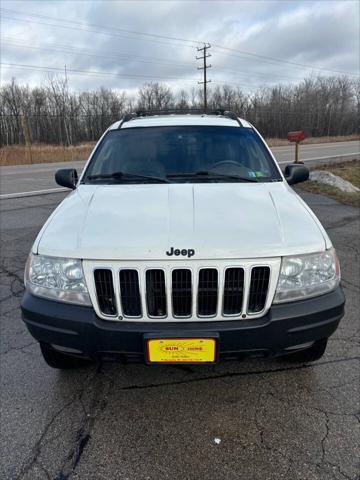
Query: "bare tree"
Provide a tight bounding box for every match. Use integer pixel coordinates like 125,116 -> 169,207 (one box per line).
137,82 -> 174,110
0,75 -> 358,147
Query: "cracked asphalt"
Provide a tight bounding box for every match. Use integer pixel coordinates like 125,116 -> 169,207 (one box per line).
0,190 -> 359,480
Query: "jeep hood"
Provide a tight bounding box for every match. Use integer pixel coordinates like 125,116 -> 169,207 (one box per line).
35,183 -> 329,260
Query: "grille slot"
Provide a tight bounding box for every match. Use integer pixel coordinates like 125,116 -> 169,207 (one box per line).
172,269 -> 192,317
146,270 -> 167,317
248,266 -> 270,313
119,270 -> 142,317
223,268 -> 244,315
94,269 -> 117,316
197,268 -> 218,316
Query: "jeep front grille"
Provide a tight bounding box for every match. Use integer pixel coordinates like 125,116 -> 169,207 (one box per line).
198,268 -> 218,317
223,268 -> 244,315
119,269 -> 142,317
248,266 -> 271,313
172,269 -> 192,317
90,261 -> 277,321
146,269 -> 167,317
94,269 -> 117,316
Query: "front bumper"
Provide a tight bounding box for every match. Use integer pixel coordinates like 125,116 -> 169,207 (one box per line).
21,286 -> 345,362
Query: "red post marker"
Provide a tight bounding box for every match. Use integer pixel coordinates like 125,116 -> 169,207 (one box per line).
287,131 -> 306,163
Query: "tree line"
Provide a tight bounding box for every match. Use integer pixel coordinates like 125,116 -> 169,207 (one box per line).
0,75 -> 358,147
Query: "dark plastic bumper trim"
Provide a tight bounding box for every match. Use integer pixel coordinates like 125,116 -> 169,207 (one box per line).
21,286 -> 345,361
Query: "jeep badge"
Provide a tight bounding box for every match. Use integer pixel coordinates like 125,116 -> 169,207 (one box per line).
166,247 -> 195,258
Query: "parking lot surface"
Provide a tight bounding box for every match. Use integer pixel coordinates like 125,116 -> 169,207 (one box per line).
0,190 -> 359,480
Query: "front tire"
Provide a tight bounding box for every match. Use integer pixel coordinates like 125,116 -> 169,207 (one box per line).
285,338 -> 328,363
40,343 -> 91,369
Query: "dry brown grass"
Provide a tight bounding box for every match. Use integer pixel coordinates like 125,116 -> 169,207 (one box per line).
320,160 -> 360,189
266,134 -> 360,147
0,143 -> 95,166
1,134 -> 359,166
298,159 -> 360,208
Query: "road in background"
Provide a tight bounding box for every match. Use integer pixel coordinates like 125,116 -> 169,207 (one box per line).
271,140 -> 359,164
0,190 -> 359,480
0,140 -> 359,197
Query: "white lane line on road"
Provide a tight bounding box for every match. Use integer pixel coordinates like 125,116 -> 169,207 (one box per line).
277,152 -> 360,164
1,163 -> 85,175
0,187 -> 67,200
271,142 -> 359,152
1,153 -> 359,199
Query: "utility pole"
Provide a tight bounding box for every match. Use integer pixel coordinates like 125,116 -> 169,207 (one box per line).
196,43 -> 212,112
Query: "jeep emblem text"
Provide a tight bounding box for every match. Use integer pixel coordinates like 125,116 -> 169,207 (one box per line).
166,247 -> 195,258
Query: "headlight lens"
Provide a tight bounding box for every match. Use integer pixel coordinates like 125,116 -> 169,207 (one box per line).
273,248 -> 340,303
25,254 -> 91,305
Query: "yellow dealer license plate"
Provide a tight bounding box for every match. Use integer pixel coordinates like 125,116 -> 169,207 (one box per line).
147,338 -> 216,364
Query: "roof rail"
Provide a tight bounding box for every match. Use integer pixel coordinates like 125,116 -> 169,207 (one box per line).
117,112 -> 137,128
136,108 -> 204,117
118,108 -> 242,128
211,109 -> 242,126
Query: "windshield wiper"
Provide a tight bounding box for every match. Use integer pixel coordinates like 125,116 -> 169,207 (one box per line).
86,171 -> 169,183
166,171 -> 258,182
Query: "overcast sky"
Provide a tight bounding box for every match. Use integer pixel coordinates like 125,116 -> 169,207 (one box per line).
1,0 -> 359,96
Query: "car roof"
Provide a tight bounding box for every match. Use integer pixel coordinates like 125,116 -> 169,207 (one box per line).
108,114 -> 253,130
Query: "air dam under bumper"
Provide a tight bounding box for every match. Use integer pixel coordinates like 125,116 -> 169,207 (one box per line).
21,287 -> 345,362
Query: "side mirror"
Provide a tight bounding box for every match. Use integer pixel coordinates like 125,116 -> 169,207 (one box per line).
55,169 -> 78,189
284,163 -> 309,185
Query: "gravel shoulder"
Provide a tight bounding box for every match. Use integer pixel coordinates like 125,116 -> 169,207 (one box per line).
299,160 -> 360,208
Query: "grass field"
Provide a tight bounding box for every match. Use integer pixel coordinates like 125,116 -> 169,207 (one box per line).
298,159 -> 360,208
0,134 -> 359,166
266,134 -> 360,147
0,143 -> 96,166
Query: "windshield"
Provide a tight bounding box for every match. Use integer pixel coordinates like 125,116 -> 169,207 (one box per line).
83,126 -> 282,184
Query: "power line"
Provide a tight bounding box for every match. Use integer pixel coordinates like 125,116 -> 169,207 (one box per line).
0,8 -> 202,46
196,43 -> 212,111
2,39 -> 307,83
0,62 -> 199,83
0,60 -> 262,92
212,46 -> 360,78
211,80 -> 267,92
0,59 -> 267,92
0,13 -> 198,51
1,62 -> 351,97
3,38 -> 345,89
215,67 -> 301,82
1,7 -> 357,77
1,40 -> 194,70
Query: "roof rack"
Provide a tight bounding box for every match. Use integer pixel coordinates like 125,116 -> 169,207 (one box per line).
117,112 -> 138,128
118,109 -> 242,128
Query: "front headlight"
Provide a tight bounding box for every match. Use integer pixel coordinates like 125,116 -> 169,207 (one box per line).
273,248 -> 340,303
25,254 -> 91,306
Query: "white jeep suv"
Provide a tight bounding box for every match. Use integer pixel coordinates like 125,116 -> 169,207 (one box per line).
21,110 -> 345,368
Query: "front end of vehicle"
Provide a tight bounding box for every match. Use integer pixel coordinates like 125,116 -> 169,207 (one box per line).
21,247 -> 344,365
20,113 -> 345,367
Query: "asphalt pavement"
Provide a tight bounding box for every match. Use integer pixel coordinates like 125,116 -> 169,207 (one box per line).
0,189 -> 359,480
0,140 -> 359,197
